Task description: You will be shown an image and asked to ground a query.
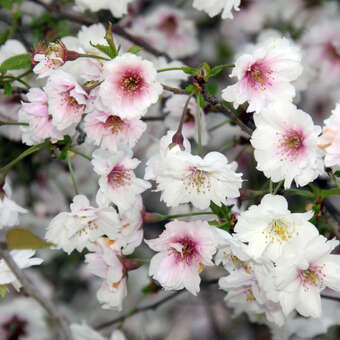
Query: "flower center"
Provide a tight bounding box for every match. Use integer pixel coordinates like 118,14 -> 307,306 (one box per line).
265,219 -> 298,245
104,115 -> 125,135
107,165 -> 131,189
2,315 -> 28,339
245,61 -> 273,89
184,167 -> 211,194
120,72 -> 143,94
298,265 -> 326,288
246,288 -> 256,301
158,15 -> 178,35
279,129 -> 305,160
172,237 -> 197,264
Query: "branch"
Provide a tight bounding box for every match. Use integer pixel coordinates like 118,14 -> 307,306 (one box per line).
95,278 -> 219,330
0,245 -> 73,340
321,294 -> 340,303
27,0 -> 171,60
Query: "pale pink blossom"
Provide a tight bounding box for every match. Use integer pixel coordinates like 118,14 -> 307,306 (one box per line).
275,235 -> 340,318
45,70 -> 87,130
222,37 -> 302,113
98,53 -> 162,119
0,250 -> 43,291
127,6 -> 199,59
145,220 -> 217,295
319,103 -> 340,169
193,0 -> 241,19
92,148 -> 151,211
85,238 -> 127,310
145,145 -> 242,209
84,109 -> 146,152
0,179 -> 27,229
45,195 -> 121,254
19,88 -> 64,145
251,102 -> 324,188
234,194 -> 318,262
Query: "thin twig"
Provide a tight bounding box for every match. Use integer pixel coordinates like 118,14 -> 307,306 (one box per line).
0,246 -> 73,340
162,84 -> 188,95
95,279 -> 219,330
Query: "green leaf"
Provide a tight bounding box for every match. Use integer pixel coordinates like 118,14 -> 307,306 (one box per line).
210,65 -> 224,77
3,82 -> 12,97
0,285 -> 8,299
320,188 -> 340,199
185,84 -> 196,94
6,228 -> 54,250
205,83 -> 218,96
89,42 -> 115,59
0,0 -> 13,9
285,189 -> 314,199
128,45 -> 142,54
182,67 -> 197,75
104,22 -> 118,58
0,53 -> 31,73
334,171 -> 340,177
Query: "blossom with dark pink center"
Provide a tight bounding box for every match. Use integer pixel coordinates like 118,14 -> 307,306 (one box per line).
222,37 -> 302,113
98,53 -> 162,119
84,110 -> 146,152
145,220 -> 217,295
44,70 -> 87,130
19,88 -> 64,145
251,101 -> 324,189
92,148 -> 151,212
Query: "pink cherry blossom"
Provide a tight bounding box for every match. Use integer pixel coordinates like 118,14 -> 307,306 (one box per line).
98,53 -> 162,119
19,88 -> 64,145
84,109 -> 146,152
92,149 -> 151,211
85,238 -> 127,310
44,70 -> 87,130
145,220 -> 217,295
222,37 -> 302,113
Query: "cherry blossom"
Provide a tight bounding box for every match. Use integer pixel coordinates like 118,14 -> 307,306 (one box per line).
319,103 -> 340,169
92,148 -> 151,211
84,109 -> 146,152
85,238 -> 127,310
0,179 -> 27,229
44,70 -> 87,130
192,0 -> 241,19
98,53 -> 162,119
234,194 -> 318,261
251,102 -> 324,188
0,250 -> 43,291
222,37 -> 302,113
275,235 -> 340,318
19,88 -> 64,145
146,220 -> 217,295
45,195 -> 121,254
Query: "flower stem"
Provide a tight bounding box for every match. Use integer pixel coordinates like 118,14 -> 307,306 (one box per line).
66,152 -> 79,195
273,181 -> 283,195
209,118 -> 230,132
0,121 -> 29,126
218,139 -> 235,153
157,67 -> 184,73
68,147 -> 92,161
269,179 -> 273,194
196,94 -> 202,156
77,53 -> 111,61
160,212 -> 215,221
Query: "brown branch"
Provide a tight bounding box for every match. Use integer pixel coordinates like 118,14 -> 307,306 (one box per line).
94,278 -> 219,330
27,0 -> 171,59
162,84 -> 188,95
0,244 -> 73,340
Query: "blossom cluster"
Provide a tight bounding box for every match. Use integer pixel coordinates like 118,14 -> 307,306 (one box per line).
1,0 -> 340,339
